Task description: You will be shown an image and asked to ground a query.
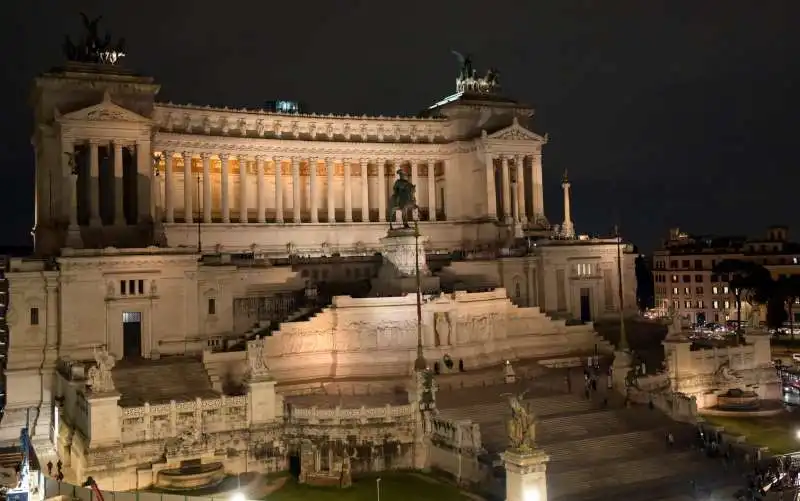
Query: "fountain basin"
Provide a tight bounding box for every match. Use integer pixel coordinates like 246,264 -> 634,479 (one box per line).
717,389 -> 760,411
156,462 -> 225,491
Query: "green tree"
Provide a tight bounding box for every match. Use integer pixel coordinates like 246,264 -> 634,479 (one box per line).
713,259 -> 772,340
773,275 -> 800,339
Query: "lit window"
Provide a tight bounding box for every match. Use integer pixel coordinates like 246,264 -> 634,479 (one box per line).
672,287 -> 679,294
724,300 -> 730,309
712,286 -> 719,294
723,286 -> 730,294
673,300 -> 679,310
576,263 -> 593,276
684,287 -> 690,295
697,300 -> 705,309
794,257 -> 799,264
713,300 -> 720,309
684,301 -> 692,309
671,275 -> 678,283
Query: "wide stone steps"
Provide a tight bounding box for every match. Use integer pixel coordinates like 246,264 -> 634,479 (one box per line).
538,409 -> 630,443
113,357 -> 219,407
547,451 -> 702,500
543,429 -> 662,466
438,394 -> 594,423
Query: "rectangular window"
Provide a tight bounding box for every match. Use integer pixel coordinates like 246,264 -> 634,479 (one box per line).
684,300 -> 692,309
138,280 -> 144,295
682,275 -> 691,283
684,287 -> 690,295
670,260 -> 678,269
575,263 -> 593,276
712,286 -> 719,294
697,300 -> 705,309
682,260 -> 690,268
694,274 -> 703,282
713,300 -> 720,309
672,300 -> 679,310
208,298 -> 216,315
671,275 -> 678,283
120,280 -> 126,295
672,287 -> 679,294
723,286 -> 730,294
696,287 -> 703,294
29,307 -> 39,326
129,280 -> 135,295
724,300 -> 730,309
694,259 -> 703,269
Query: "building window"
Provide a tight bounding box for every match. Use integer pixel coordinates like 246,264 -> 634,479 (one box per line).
575,263 -> 593,276
694,259 -> 703,269
683,287 -> 690,295
682,260 -> 690,268
208,298 -> 216,315
697,300 -> 705,309
120,280 -> 127,295
673,287 -> 679,294
713,300 -> 720,309
712,286 -> 719,294
724,300 -> 730,309
696,287 -> 703,294
694,274 -> 703,282
684,301 -> 692,309
723,286 -> 730,294
670,261 -> 678,269
671,275 -> 678,283
673,300 -> 679,310
138,280 -> 144,295
682,275 -> 691,283
29,307 -> 39,326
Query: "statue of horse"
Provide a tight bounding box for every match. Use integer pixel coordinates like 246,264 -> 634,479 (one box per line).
387,170 -> 417,230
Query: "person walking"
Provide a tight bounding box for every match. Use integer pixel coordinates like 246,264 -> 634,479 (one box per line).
46,461 -> 53,477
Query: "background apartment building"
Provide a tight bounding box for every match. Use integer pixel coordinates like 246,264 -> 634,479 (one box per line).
653,226 -> 800,325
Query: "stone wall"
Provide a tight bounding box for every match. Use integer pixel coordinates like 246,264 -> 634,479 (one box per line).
254,289 -> 606,381
427,416 -> 487,485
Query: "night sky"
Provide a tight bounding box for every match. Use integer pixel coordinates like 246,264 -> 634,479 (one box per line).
3,1 -> 798,252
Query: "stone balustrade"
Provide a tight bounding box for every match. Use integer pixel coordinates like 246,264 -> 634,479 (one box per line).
430,416 -> 483,454
120,395 -> 248,444
288,403 -> 415,425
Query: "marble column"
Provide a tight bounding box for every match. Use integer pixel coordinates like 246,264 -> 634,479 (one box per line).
377,158 -> 386,222
202,153 -> 212,223
89,140 -> 101,226
360,158 -> 369,222
512,157 -> 521,223
164,151 -> 175,223
501,156 -> 512,223
326,158 -> 335,223
515,155 -> 527,223
220,154 -> 231,223
427,159 -> 436,221
309,158 -> 319,223
239,156 -> 248,223
343,159 -> 353,222
484,153 -> 497,220
136,139 -> 152,224
410,160 -> 419,192
113,142 -> 125,225
183,152 -> 193,224
256,156 -> 265,223
274,158 -> 284,223
61,138 -> 74,220
291,157 -> 301,223
66,172 -> 82,248
532,152 -> 544,221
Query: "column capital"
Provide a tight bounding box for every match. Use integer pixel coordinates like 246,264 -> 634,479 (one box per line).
238,155 -> 252,163
360,158 -> 369,165
201,152 -> 212,160
308,156 -> 319,162
219,153 -> 231,161
182,151 -> 193,158
325,157 -> 336,165
254,154 -> 265,162
88,138 -> 102,145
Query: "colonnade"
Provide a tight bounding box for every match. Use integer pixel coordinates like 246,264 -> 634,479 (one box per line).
157,153 -> 442,224
484,153 -> 544,224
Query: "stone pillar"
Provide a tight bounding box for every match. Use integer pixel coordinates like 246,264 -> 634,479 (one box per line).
88,140 -> 101,226
274,158 -> 284,223
164,151 -> 175,223
111,142 -> 125,225
532,152 -> 544,221
239,157 -> 249,223
501,156 -> 512,223
248,377 -> 278,425
561,173 -> 574,238
309,158 -> 319,223
87,393 -> 122,447
515,155 -> 527,223
220,153 -> 231,223
326,158 -> 335,223
136,138 -> 152,224
45,277 -> 58,359
377,158 -> 386,222
484,153 -> 497,220
427,159 -> 436,221
202,153 -> 212,223
360,158 -> 369,222
66,172 -> 82,248
343,159 -> 353,222
502,450 -> 550,501
256,156 -> 266,223
410,160 -> 419,192
61,138 -> 74,220
289,158 -> 300,223
183,152 -> 193,224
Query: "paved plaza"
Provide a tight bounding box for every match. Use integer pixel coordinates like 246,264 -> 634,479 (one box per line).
436,366 -> 746,501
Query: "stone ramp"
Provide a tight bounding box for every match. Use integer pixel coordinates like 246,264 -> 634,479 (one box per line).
112,356 -> 219,407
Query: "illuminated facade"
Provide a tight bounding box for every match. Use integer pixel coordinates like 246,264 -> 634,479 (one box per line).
653,226 -> 800,324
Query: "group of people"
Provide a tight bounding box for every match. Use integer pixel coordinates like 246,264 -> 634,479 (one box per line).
45,459 -> 64,483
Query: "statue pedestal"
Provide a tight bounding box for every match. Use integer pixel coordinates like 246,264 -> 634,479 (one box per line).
371,228 -> 440,296
502,449 -> 549,501
65,224 -> 83,249
248,376 -> 277,425
87,391 -> 121,448
611,349 -> 633,394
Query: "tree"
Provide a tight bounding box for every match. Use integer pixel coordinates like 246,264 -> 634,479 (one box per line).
713,259 -> 773,339
635,255 -> 655,312
773,275 -> 800,339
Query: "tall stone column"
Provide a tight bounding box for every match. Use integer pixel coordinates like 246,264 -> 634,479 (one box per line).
291,157 -> 301,223
532,152 -> 544,221
309,158 -> 319,223
136,138 -> 152,224
326,158 -> 335,223
410,160 -> 419,192
183,152 -> 193,224
66,172 -> 82,248
164,151 -> 175,223
360,158 -> 369,222
202,153 -> 212,223
61,138 -> 74,221
427,159 -> 436,221
220,153 -> 231,223
484,153 -> 497,220
561,171 -> 575,239
515,155 -> 526,223
274,158 -> 284,223
501,156 -> 512,223
113,142 -> 125,225
256,156 -> 265,223
239,156 -> 249,223
343,159 -> 353,223
377,158 -> 386,222
89,140 -> 101,226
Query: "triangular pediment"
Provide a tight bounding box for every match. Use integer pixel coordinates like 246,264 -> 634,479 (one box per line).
487,120 -> 546,142
58,93 -> 150,124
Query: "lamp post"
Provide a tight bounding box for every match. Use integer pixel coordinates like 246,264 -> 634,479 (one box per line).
413,208 -> 426,372
376,477 -> 381,501
615,224 -> 628,351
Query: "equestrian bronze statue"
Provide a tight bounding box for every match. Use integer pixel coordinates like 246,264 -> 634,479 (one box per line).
387,170 -> 417,230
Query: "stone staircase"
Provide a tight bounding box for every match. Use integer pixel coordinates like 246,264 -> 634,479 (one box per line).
112,356 -> 219,407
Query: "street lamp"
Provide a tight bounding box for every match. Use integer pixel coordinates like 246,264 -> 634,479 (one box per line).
413,207 -> 426,372
376,477 -> 382,501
